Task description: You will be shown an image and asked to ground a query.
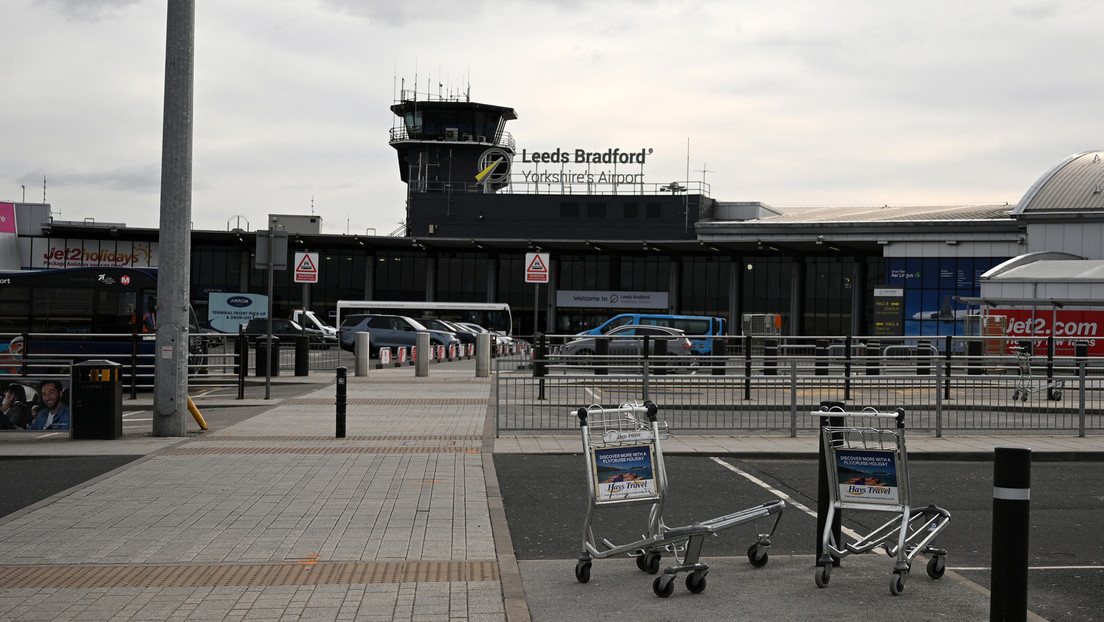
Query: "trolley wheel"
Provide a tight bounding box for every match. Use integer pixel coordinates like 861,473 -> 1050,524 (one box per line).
653,575 -> 675,598
890,571 -> 906,596
1011,389 -> 1021,401
814,564 -> 831,588
747,544 -> 769,568
686,570 -> 708,594
926,555 -> 946,580
574,560 -> 591,583
635,554 -> 647,571
642,552 -> 662,574
1051,389 -> 1063,401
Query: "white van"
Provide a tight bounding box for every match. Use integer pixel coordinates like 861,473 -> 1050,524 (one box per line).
291,309 -> 338,344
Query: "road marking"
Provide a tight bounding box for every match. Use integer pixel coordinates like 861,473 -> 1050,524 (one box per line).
712,457 -> 861,541
954,566 -> 1103,571
711,458 -> 1102,576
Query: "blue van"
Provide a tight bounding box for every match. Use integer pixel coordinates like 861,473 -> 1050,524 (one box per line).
580,313 -> 726,355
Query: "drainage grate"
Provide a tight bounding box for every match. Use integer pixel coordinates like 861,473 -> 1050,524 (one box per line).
286,398 -> 489,406
165,446 -> 480,455
0,560 -> 499,589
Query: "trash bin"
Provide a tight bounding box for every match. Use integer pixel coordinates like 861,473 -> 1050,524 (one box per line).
255,336 -> 280,376
71,360 -> 123,439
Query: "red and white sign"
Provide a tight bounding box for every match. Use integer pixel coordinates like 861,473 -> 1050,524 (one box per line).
998,309 -> 1104,355
294,252 -> 319,283
525,252 -> 549,283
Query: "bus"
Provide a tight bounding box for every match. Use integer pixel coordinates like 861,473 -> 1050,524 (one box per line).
0,267 -> 208,375
334,301 -> 513,336
0,267 -> 159,335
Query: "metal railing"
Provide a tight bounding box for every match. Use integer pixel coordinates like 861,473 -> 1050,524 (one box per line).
0,332 -> 354,398
497,343 -> 1104,437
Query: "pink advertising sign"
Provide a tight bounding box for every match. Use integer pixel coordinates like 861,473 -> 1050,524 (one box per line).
0,203 -> 15,235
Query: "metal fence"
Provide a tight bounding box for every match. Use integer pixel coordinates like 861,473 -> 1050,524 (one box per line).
0,332 -> 355,397
495,351 -> 1104,437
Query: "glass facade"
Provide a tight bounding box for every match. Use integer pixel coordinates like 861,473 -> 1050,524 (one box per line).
887,256 -> 1007,336
679,256 -> 730,317
172,236 -> 1001,339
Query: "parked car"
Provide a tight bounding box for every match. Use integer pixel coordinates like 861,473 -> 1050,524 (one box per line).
579,313 -> 725,356
242,318 -> 325,348
456,322 -> 522,348
557,324 -> 694,368
417,318 -> 479,345
339,314 -> 461,354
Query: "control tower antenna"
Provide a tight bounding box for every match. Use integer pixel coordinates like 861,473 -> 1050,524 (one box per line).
695,163 -> 715,185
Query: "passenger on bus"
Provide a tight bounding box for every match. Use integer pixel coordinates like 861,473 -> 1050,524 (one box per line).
27,380 -> 69,431
142,309 -> 156,333
0,383 -> 32,429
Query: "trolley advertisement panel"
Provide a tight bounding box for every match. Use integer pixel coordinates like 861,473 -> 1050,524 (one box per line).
592,444 -> 657,502
835,448 -> 900,504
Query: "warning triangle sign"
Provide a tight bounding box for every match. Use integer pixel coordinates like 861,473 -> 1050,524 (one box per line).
294,252 -> 319,283
525,252 -> 549,283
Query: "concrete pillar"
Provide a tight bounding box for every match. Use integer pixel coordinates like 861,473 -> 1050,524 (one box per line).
476,333 -> 491,378
415,332 -> 430,377
153,0 -> 195,437
354,332 -> 370,376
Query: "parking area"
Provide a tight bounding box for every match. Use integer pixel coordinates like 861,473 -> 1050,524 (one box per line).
495,455 -> 1104,621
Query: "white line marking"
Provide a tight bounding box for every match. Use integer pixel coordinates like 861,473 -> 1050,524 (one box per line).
711,456 -> 863,542
954,566 -> 1103,571
712,458 -> 1100,576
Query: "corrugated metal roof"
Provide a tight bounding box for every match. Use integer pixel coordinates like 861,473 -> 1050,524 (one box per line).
750,203 -> 1012,223
986,259 -> 1104,281
1013,150 -> 1104,214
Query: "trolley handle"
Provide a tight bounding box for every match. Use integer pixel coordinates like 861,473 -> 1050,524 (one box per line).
644,400 -> 658,423
577,407 -> 589,426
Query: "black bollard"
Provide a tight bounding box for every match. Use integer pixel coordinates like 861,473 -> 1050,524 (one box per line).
335,366 -> 347,438
991,447 -> 1031,622
295,335 -> 309,376
595,336 -> 609,376
712,337 -> 726,376
535,333 -> 547,401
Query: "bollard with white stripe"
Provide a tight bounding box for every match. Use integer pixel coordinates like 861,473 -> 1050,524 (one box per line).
991,447 -> 1031,622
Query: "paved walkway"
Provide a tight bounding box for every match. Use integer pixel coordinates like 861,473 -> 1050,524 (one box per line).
0,365 -> 1100,620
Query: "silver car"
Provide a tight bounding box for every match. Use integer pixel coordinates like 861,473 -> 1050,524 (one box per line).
557,324 -> 694,367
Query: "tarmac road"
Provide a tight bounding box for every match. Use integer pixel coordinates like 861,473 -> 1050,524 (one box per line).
495,454 -> 1104,621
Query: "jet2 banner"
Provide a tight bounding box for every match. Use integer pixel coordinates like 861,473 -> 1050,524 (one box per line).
998,309 -> 1103,355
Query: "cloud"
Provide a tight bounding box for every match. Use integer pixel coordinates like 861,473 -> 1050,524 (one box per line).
40,0 -> 142,22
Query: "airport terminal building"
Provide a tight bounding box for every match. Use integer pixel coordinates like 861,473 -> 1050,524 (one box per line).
2,90 -> 1103,345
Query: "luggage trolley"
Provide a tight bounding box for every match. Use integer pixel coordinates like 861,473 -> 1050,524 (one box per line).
1011,343 -> 1064,402
811,406 -> 951,596
574,400 -> 785,598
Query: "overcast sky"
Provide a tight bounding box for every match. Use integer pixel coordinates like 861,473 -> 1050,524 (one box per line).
3,0 -> 1102,236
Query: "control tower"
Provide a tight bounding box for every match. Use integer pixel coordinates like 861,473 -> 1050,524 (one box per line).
389,88 -> 518,195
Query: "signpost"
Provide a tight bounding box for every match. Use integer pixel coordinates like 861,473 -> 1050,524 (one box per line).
526,252 -> 550,338
255,228 -> 288,399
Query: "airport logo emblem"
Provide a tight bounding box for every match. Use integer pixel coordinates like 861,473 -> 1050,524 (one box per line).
476,148 -> 512,187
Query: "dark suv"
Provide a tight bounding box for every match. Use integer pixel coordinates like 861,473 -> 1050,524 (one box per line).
243,318 -> 323,347
339,314 -> 460,354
